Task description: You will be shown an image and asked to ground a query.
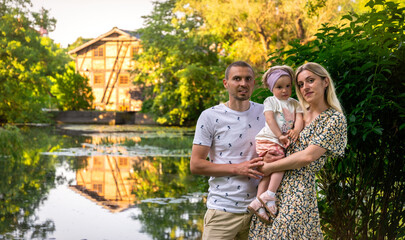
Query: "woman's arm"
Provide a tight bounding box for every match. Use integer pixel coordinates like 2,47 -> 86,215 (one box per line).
190,144 -> 264,179
260,145 -> 327,175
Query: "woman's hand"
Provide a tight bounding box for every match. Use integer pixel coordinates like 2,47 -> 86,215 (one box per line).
258,162 -> 273,176
258,149 -> 284,176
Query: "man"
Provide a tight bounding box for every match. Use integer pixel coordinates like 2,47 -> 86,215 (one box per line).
191,61 -> 266,240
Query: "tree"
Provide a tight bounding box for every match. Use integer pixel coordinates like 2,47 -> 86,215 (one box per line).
50,62 -> 94,111
0,1 -> 93,123
176,0 -> 356,69
133,0 -> 226,125
259,0 -> 404,238
0,0 -> 31,16
0,13 -> 59,122
67,36 -> 92,52
32,7 -> 56,34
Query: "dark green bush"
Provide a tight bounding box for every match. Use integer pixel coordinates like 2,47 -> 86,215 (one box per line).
254,0 -> 404,238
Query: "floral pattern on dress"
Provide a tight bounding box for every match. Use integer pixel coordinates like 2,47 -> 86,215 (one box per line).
249,108 -> 347,240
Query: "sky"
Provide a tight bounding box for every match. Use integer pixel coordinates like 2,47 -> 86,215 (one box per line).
31,0 -> 158,48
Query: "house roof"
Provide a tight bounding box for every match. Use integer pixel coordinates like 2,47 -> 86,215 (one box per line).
68,27 -> 140,55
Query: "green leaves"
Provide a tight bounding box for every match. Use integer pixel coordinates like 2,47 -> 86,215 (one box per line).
132,0 -> 226,126
270,0 -> 404,238
50,62 -> 94,111
0,126 -> 59,236
183,0 -> 356,68
0,6 -> 72,123
0,3 -> 90,123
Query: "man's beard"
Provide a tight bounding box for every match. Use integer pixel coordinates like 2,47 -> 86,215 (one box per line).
232,88 -> 250,101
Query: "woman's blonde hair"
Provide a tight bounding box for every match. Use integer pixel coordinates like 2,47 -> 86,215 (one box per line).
262,65 -> 295,90
295,62 -> 343,113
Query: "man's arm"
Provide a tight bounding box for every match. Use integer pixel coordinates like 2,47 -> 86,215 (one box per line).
190,144 -> 265,179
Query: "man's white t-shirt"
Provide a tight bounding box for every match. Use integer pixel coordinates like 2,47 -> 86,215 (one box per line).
193,101 -> 265,213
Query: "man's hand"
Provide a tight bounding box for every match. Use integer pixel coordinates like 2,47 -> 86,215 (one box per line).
233,157 -> 264,179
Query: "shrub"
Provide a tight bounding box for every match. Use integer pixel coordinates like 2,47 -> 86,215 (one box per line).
256,0 -> 405,238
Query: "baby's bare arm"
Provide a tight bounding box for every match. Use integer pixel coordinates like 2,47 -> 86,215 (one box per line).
288,112 -> 304,142
264,111 -> 283,139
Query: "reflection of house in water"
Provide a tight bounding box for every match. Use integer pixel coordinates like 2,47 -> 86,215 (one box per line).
83,134 -> 141,146
69,155 -> 140,213
68,27 -> 143,111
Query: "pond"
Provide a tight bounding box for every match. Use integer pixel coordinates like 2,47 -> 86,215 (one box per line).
0,125 -> 208,240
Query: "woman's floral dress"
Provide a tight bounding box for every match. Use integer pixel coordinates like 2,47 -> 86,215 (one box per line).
249,108 -> 347,239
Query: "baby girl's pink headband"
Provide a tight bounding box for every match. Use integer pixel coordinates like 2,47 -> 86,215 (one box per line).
266,69 -> 290,93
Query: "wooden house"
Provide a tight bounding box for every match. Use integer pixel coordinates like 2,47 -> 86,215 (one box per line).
68,27 -> 142,111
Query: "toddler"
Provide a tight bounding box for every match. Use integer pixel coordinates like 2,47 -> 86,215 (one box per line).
247,65 -> 303,223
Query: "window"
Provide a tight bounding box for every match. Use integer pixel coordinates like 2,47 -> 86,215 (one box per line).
94,46 -> 104,57
119,75 -> 129,85
94,74 -> 104,85
93,156 -> 103,167
132,46 -> 140,55
118,157 -> 128,166
93,184 -> 103,194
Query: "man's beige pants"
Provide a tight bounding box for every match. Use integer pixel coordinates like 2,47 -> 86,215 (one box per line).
202,209 -> 253,240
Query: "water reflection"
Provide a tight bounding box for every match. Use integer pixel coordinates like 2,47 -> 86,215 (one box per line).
0,126 -> 63,240
1,125 -> 208,240
135,193 -> 206,240
70,155 -> 139,213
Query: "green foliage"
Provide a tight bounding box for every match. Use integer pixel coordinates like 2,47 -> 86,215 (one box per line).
134,198 -> 205,239
251,87 -> 272,104
133,0 -> 227,126
0,0 -> 31,16
0,125 -> 23,169
176,0 -> 356,70
0,125 -> 207,238
0,125 -> 57,237
131,156 -> 208,198
0,6 -> 68,122
0,126 -> 95,238
32,7 -> 56,32
50,62 -> 94,111
67,36 -> 92,52
268,0 -> 404,238
127,134 -> 208,239
1,14 -> 50,122
0,2 -> 93,123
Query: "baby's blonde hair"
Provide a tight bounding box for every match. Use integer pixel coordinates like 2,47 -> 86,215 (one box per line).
262,65 -> 295,90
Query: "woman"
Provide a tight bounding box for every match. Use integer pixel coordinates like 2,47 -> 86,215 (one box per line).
249,62 -> 347,239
